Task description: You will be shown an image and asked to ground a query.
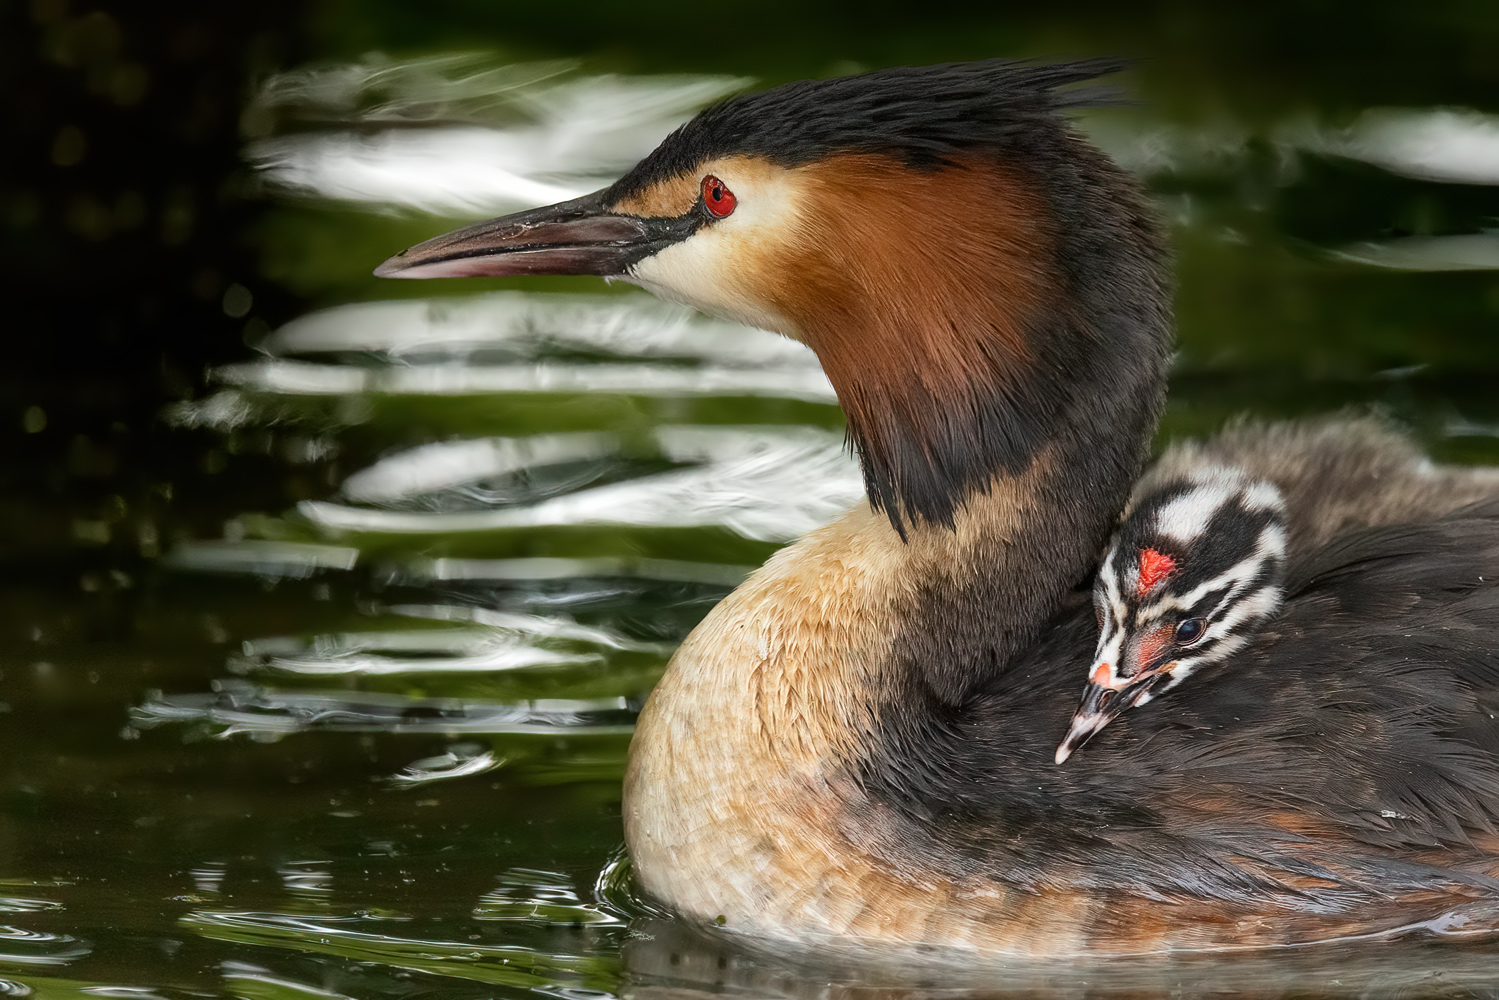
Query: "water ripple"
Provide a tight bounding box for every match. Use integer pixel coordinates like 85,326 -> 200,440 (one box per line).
0,927 -> 91,966
260,292 -> 817,367
473,868 -> 621,927
407,556 -> 752,588
388,743 -> 505,787
247,56 -> 747,216
303,426 -> 860,543
186,911 -> 616,991
130,682 -> 636,739
216,359 -> 835,403
0,900 -> 62,916
163,541 -> 360,579
233,605 -> 665,678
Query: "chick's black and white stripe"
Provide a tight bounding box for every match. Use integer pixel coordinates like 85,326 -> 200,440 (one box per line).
1110,469 -> 1287,687
1057,469 -> 1288,763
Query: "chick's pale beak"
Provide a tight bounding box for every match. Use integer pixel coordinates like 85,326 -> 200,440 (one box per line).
374,191 -> 695,280
1053,666 -> 1165,764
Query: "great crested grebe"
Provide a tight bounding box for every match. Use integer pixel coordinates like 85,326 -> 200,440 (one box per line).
1055,418 -> 1499,763
377,61 -> 1499,956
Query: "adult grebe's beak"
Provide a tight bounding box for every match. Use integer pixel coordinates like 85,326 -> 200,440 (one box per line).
374,190 -> 698,280
1053,662 -> 1167,764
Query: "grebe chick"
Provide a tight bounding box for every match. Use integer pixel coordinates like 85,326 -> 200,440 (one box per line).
378,61 -> 1499,956
1057,418 -> 1499,762
1055,468 -> 1288,763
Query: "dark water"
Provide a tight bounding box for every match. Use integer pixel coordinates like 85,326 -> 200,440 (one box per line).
7,2 -> 1499,996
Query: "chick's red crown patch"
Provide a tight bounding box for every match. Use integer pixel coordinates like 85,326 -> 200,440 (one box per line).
1137,548 -> 1177,597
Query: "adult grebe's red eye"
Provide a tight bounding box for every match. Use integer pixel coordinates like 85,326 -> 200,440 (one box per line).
701,175 -> 736,218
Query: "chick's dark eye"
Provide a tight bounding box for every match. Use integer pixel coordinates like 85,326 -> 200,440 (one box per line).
1174,618 -> 1205,646
701,175 -> 736,218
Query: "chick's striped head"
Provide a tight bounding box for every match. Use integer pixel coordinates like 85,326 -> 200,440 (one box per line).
1054,469 -> 1288,763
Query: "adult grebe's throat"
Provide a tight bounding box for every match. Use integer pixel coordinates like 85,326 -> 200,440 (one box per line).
846,144 -> 1174,699
769,140 -> 1171,539
775,154 -> 1061,534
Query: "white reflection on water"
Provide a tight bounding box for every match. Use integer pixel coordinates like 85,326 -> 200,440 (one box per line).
1091,107 -> 1499,274
280,861 -> 334,899
342,432 -> 616,503
131,682 -> 635,738
248,54 -> 748,214
164,540 -> 360,578
302,426 -> 861,543
250,51 -> 1499,226
389,743 -> 505,786
247,53 -> 576,124
1333,232 -> 1499,271
234,604 -> 665,678
0,899 -> 62,914
189,863 -> 225,899
246,629 -> 596,676
0,927 -> 91,966
262,292 -> 815,366
411,556 -> 752,588
218,358 -> 835,402
194,291 -> 836,408
190,910 -> 609,990
473,868 -> 621,926
167,287 -> 855,546
218,290 -> 835,403
1301,107 -> 1499,186
395,603 -> 668,648
1097,107 -> 1499,188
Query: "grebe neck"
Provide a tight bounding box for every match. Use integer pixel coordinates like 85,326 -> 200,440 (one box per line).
809,142 -> 1174,701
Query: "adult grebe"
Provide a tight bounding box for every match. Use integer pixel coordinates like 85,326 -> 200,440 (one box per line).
1055,419 -> 1499,763
377,61 -> 1499,956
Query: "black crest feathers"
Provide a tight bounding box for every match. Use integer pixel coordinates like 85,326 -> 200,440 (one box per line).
607,59 -> 1129,202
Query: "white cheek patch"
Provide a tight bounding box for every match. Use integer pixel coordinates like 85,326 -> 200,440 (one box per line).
629,237 -> 792,333
1166,625 -> 1253,693
627,164 -> 808,337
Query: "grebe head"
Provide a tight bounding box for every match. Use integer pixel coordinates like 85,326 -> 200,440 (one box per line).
377,60 -> 1172,538
1054,469 -> 1288,763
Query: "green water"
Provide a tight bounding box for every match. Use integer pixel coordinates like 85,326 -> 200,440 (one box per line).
7,2 -> 1499,996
